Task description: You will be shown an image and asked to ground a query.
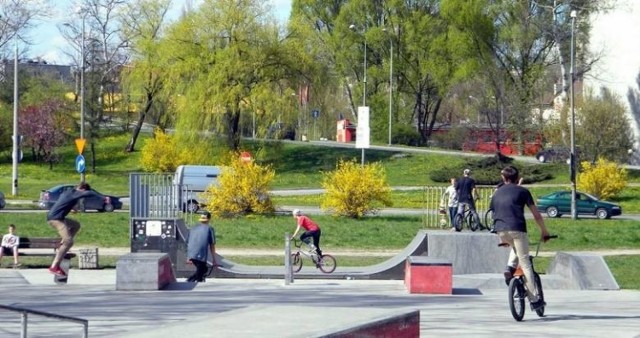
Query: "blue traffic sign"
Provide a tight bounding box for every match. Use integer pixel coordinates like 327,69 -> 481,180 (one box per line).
76,155 -> 86,173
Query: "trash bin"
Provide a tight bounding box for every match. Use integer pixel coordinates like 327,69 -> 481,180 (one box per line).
78,247 -> 99,269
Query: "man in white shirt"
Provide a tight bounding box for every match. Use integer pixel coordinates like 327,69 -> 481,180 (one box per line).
0,224 -> 20,267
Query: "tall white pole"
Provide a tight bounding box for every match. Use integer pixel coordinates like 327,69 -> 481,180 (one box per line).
80,13 -> 86,183
11,37 -> 19,196
361,30 -> 367,166
570,10 -> 577,219
388,37 -> 393,146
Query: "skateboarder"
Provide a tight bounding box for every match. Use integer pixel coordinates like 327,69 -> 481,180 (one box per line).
46,182 -> 100,277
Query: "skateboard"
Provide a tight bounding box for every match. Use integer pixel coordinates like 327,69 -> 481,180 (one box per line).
54,253 -> 77,285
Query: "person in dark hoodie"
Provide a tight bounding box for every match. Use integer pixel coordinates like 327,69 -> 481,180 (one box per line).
46,182 -> 100,276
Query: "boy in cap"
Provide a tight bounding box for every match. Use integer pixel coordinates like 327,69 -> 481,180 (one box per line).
186,211 -> 217,282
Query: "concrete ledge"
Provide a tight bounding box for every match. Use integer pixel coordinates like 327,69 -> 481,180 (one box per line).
116,252 -> 177,291
405,257 -> 452,294
314,309 -> 420,338
426,232 -> 508,274
547,252 -> 619,290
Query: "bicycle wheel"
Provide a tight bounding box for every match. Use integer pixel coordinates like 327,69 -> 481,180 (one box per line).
453,214 -> 463,232
290,253 -> 302,273
317,254 -> 337,273
534,272 -> 545,317
508,278 -> 526,321
484,209 -> 494,232
467,212 -> 479,232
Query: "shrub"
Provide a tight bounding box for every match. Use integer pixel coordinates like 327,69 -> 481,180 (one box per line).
202,153 -> 275,217
431,125 -> 469,150
392,124 -> 421,146
140,129 -> 221,172
578,158 -> 627,200
321,159 -> 392,218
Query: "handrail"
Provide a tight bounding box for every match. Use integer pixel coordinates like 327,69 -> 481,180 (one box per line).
0,304 -> 88,338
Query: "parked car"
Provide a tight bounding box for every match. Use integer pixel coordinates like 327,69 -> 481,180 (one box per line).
39,184 -> 123,212
536,191 -> 622,219
0,191 -> 5,209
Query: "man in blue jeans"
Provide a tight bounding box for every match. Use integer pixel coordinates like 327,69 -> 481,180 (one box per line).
490,165 -> 550,311
455,169 -> 481,227
186,211 -> 217,282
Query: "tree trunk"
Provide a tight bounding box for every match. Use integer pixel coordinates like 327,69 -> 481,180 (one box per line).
125,92 -> 154,152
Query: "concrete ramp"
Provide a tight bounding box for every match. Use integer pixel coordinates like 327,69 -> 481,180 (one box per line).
426,231 -> 509,274
547,252 -> 620,290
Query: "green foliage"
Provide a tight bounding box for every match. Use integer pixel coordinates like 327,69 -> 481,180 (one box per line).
140,129 -> 221,173
202,153 -> 275,217
431,126 -> 469,150
578,158 -> 628,200
429,154 -> 553,185
391,124 -> 421,146
321,159 -> 392,218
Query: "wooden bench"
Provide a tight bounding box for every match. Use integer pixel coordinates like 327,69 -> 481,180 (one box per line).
2,238 -> 75,259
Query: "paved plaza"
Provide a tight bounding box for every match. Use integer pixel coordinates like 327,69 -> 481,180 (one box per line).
0,269 -> 639,337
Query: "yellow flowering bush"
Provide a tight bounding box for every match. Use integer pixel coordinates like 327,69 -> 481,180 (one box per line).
577,158 -> 627,200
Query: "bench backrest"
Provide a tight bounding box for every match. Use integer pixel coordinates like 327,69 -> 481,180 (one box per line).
18,237 -> 61,249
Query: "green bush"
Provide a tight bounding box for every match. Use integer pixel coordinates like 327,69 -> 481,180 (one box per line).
392,124 -> 421,146
431,126 -> 469,150
321,159 -> 392,218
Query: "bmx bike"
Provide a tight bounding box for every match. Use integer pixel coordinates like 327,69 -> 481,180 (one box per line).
499,234 -> 557,321
453,203 -> 481,232
290,238 -> 337,274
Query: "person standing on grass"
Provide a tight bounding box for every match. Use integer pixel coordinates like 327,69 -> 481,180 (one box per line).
291,209 -> 322,257
46,182 -> 101,277
0,224 -> 21,267
455,168 -> 481,227
490,165 -> 550,311
186,211 -> 217,282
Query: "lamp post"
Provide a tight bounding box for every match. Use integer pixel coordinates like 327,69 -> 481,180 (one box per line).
350,23 -> 367,165
383,27 -> 393,146
11,36 -> 19,196
570,10 -> 577,219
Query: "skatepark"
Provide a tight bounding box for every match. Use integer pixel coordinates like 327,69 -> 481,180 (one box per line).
1,230 -> 639,337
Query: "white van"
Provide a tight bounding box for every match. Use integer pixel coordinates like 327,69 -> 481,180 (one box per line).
173,165 -> 222,212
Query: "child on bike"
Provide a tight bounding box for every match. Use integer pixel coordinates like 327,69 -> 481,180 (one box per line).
490,165 -> 550,311
440,178 -> 458,231
291,209 -> 322,257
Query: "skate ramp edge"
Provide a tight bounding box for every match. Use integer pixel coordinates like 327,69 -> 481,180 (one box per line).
547,252 -> 620,290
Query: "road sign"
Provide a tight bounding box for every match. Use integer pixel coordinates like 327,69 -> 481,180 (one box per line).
312,109 -> 320,119
76,155 -> 86,173
240,151 -> 252,163
356,106 -> 370,149
75,138 -> 86,154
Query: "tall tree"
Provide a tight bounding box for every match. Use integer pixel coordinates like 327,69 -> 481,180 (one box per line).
120,0 -> 172,152
626,70 -> 640,165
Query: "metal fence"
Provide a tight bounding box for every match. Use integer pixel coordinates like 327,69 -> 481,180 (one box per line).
421,186 -> 494,228
129,172 -> 199,223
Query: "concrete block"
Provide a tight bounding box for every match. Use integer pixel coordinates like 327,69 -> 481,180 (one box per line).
116,252 -> 176,291
547,252 -> 619,290
426,231 -> 508,274
78,247 -> 99,269
405,256 -> 452,294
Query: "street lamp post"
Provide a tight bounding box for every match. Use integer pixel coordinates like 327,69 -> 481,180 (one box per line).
383,27 -> 393,146
570,10 -> 577,219
350,23 -> 367,165
80,10 -> 86,183
11,36 -> 19,196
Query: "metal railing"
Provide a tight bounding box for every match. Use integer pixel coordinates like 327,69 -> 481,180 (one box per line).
422,186 -> 494,228
0,304 -> 88,338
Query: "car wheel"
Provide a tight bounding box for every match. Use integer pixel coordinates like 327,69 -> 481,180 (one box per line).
185,200 -> 200,213
538,155 -> 546,163
546,206 -> 560,218
104,203 -> 115,212
596,208 -> 609,219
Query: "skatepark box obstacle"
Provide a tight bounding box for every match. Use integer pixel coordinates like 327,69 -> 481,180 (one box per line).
118,173 -> 201,289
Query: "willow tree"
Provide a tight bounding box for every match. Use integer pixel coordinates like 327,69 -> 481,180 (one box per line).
158,0 -> 295,150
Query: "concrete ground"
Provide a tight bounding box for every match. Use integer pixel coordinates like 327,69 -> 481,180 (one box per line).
1,268 -> 639,337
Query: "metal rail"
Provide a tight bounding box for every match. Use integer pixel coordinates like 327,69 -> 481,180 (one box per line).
0,304 -> 88,338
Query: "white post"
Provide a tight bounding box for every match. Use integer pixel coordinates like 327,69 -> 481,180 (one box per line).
11,37 -> 19,196
80,12 -> 86,183
284,233 -> 293,285
388,37 -> 393,146
570,10 -> 577,220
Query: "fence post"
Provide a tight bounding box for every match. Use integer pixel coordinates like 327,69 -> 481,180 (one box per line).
21,312 -> 27,338
284,233 -> 294,285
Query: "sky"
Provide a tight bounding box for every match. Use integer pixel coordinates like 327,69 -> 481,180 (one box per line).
26,0 -> 293,64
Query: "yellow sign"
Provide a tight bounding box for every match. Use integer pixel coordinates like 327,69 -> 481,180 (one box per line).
75,138 -> 86,154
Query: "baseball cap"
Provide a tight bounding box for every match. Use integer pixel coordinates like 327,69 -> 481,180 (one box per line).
463,169 -> 471,175
292,209 -> 301,216
199,211 -> 211,222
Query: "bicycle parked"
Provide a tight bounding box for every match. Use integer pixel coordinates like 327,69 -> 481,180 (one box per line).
483,208 -> 495,232
453,204 -> 481,232
500,234 -> 557,321
290,238 -> 337,274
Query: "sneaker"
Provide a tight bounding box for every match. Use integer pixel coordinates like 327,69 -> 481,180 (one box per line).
48,266 -> 66,277
503,266 -> 516,285
530,299 -> 546,311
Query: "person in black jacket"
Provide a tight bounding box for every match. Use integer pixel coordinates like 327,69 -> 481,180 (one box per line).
46,182 -> 100,276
